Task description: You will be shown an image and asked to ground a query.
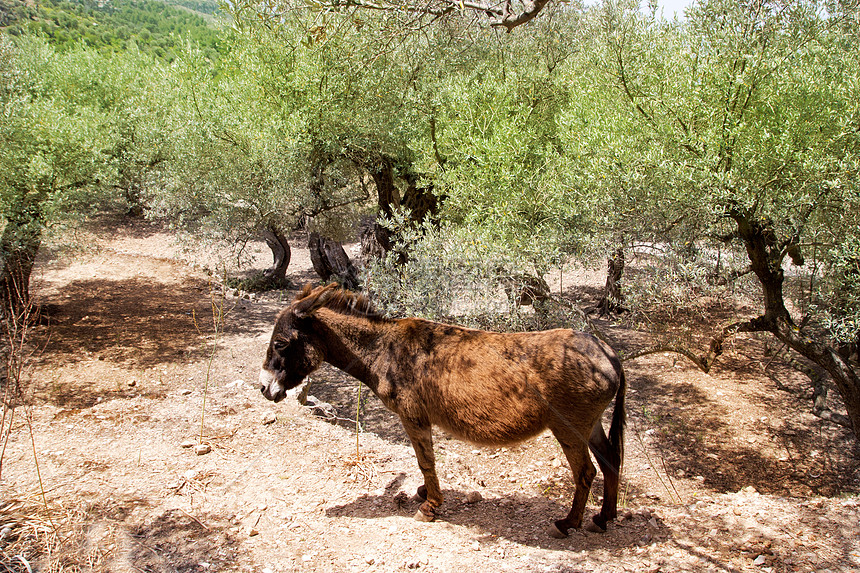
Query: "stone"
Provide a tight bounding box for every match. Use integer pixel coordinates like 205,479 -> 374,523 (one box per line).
194,444 -> 212,455
306,395 -> 337,419
261,412 -> 277,425
465,491 -> 483,504
640,533 -> 653,544
180,440 -> 195,449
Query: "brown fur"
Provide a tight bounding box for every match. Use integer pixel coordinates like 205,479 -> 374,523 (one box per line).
260,284 -> 627,536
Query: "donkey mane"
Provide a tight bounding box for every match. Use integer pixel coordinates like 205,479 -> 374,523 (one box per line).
295,283 -> 389,321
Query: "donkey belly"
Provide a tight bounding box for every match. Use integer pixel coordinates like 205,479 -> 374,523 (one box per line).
427,375 -> 553,446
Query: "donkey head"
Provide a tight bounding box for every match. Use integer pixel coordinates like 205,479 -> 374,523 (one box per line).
259,286 -> 333,402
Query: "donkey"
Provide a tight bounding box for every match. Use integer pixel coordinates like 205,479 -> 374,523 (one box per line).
260,283 -> 627,537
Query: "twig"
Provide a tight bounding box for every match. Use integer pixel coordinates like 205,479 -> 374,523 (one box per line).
178,508 -> 210,532
630,417 -> 683,505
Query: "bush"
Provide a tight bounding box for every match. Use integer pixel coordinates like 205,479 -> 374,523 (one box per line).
362,212 -> 586,333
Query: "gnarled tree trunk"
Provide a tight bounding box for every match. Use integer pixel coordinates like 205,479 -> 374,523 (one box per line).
308,232 -> 359,290
728,209 -> 860,436
360,158 -> 440,262
598,247 -> 625,316
0,207 -> 42,320
261,227 -> 291,283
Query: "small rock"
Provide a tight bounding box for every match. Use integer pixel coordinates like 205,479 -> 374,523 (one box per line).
128,380 -> 137,387
465,491 -> 483,504
753,555 -> 767,566
180,389 -> 192,396
640,533 -> 653,544
180,440 -> 196,449
648,517 -> 659,528
247,527 -> 259,537
306,396 -> 337,419
194,444 -> 212,455
261,412 -> 277,425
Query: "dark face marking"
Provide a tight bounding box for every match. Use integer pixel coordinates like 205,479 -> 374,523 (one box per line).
260,313 -> 323,402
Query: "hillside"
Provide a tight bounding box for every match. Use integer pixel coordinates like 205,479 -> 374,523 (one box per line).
0,0 -> 221,59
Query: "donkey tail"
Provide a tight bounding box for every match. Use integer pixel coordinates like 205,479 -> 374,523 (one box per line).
608,365 -> 627,468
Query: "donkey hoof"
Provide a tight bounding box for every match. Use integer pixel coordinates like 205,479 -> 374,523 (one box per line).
549,522 -> 568,539
587,513 -> 608,532
416,485 -> 427,500
414,507 -> 435,522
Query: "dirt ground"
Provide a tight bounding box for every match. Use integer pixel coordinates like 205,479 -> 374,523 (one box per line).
2,216 -> 859,573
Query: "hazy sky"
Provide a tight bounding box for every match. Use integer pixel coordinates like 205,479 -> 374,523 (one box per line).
653,0 -> 695,17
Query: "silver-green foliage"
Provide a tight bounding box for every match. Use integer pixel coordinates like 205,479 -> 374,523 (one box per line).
363,211 -> 586,333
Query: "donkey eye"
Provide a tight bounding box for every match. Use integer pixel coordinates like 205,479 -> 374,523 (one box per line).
273,340 -> 289,352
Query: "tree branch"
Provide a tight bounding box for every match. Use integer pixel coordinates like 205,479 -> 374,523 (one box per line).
624,317 -> 770,373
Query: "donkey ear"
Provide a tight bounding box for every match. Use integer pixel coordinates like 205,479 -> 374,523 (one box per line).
292,283 -> 338,319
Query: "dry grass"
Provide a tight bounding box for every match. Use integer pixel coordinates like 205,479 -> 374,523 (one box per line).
0,493 -> 110,573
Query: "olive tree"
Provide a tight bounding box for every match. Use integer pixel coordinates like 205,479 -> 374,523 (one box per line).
203,7 -> 456,269
0,36 -> 116,315
601,0 -> 860,434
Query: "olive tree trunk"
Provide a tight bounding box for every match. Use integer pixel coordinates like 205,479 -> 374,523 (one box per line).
261,227 -> 291,283
726,209 -> 860,437
0,212 -> 42,320
308,232 -> 359,289
597,247 -> 625,316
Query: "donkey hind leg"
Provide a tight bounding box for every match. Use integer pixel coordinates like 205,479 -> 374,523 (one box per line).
588,422 -> 621,532
548,432 -> 596,539
401,419 -> 443,522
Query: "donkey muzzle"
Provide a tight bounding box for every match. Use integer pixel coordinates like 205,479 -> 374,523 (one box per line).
259,369 -> 286,402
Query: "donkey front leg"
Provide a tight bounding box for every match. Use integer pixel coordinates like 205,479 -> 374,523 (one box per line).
401,419 -> 443,522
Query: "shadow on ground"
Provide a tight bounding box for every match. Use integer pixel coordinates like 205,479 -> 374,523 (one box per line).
326,472 -> 665,553
625,362 -> 860,498
34,277 -> 215,368
126,509 -> 240,573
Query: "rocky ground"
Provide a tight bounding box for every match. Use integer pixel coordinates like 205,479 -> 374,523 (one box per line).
1,216 -> 859,573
